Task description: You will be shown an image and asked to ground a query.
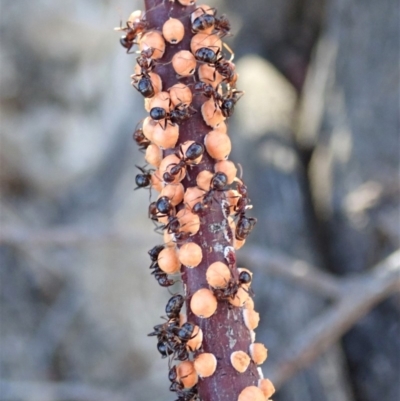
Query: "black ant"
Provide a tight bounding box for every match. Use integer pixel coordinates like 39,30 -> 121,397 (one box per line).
162,142 -> 204,183
235,214 -> 257,241
132,125 -> 151,151
165,294 -> 184,321
192,172 -> 229,213
149,261 -> 178,288
134,165 -> 154,190
212,270 -> 252,302
149,196 -> 175,221
150,102 -> 196,129
192,7 -> 231,38
219,90 -> 243,118
130,48 -> 157,98
116,11 -> 148,53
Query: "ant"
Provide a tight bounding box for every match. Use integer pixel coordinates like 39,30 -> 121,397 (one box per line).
134,165 -> 154,190
235,214 -> 257,241
163,142 -> 204,183
149,196 -> 175,221
116,11 -> 148,53
212,270 -> 252,302
193,83 -> 243,117
192,7 -> 231,38
149,261 -> 178,288
150,102 -> 196,129
192,172 -> 229,214
132,125 -> 151,151
130,48 -> 157,98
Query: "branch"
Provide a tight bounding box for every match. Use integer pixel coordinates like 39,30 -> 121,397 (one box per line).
257,249 -> 400,389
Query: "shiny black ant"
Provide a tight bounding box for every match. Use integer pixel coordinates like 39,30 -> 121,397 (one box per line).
192,172 -> 229,214
134,165 -> 154,190
149,261 -> 178,288
192,7 -> 231,38
132,125 -> 151,151
162,142 -> 204,183
235,214 -> 257,241
130,48 -> 157,98
212,270 -> 252,302
149,196 -> 175,221
116,12 -> 148,53
150,102 -> 196,129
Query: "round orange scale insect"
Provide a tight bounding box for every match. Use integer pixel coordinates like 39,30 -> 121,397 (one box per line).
142,116 -> 157,141
258,378 -> 276,399
186,325 -> 203,351
198,64 -> 223,88
164,230 -> 175,247
176,361 -> 198,388
160,183 -> 184,206
190,33 -> 222,54
243,308 -> 260,330
201,98 -> 226,128
151,171 -> 163,192
243,296 -> 255,310
194,353 -> 217,378
190,288 -> 218,318
234,237 -> 246,250
196,170 -> 213,190
183,186 -> 205,210
149,91 -> 171,111
162,18 -> 185,44
157,246 -> 181,274
172,50 -> 197,77
145,143 -> 163,167
177,0 -> 196,5
230,350 -> 251,373
127,10 -> 143,25
249,343 -> 268,365
228,286 -> 249,307
206,261 -> 231,288
152,123 -> 180,149
176,209 -> 200,235
179,242 -> 203,268
238,386 -> 265,401
214,160 -> 237,184
139,31 -> 165,59
205,130 -> 231,160
169,84 -> 193,107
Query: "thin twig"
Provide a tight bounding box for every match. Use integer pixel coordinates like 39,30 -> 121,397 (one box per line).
262,250 -> 400,388
240,246 -> 342,299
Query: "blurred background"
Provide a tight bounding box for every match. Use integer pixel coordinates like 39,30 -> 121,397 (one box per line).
0,0 -> 399,400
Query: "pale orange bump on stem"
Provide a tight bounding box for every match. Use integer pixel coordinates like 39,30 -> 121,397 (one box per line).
206,261 -> 231,288
164,230 -> 175,247
214,160 -> 237,184
178,242 -> 203,268
243,296 -> 255,310
190,288 -> 218,318
159,154 -> 186,183
238,386 -> 265,401
230,351 -> 251,373
249,343 -> 268,365
160,183 -> 184,206
139,31 -> 165,59
177,0 -> 196,5
196,170 -> 213,190
169,84 -> 193,107
226,189 -> 240,213
157,246 -> 181,274
183,186 -> 205,209
243,308 -> 260,330
152,122 -> 180,149
186,325 -> 203,351
127,10 -> 143,25
190,33 -> 222,53
172,50 -> 197,77
176,209 -> 200,234
176,361 -> 198,388
258,378 -> 275,399
234,237 -> 246,250
142,116 -> 157,141
151,171 -> 163,192
202,98 -> 226,128
228,287 -> 250,307
145,143 -> 163,167
205,130 -> 231,160
149,91 -> 171,111
194,353 -> 217,378
162,18 -> 185,44
198,64 -> 223,88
